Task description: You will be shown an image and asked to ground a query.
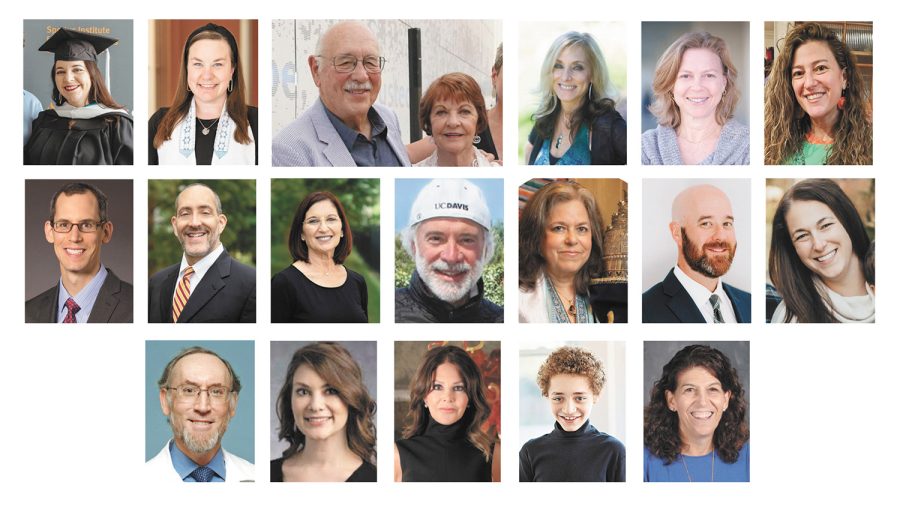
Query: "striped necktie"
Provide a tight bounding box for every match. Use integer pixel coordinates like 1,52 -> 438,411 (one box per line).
172,266 -> 195,323
709,294 -> 726,323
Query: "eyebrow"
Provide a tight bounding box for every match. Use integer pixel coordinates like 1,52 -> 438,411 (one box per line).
791,216 -> 834,234
550,391 -> 589,396
190,57 -> 227,62
697,215 -> 734,222
794,59 -> 830,68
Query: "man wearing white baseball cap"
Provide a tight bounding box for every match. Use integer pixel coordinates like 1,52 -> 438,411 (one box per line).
396,179 -> 503,323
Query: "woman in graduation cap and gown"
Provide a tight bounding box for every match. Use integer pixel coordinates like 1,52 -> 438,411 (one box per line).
149,23 -> 257,165
25,28 -> 133,165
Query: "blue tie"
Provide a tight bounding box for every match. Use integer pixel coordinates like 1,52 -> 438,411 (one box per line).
189,466 -> 216,482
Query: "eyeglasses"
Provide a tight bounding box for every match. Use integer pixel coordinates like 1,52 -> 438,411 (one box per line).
51,220 -> 106,233
319,54 -> 386,74
166,384 -> 233,403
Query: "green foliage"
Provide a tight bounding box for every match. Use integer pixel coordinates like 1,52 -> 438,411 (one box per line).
148,180 -> 256,275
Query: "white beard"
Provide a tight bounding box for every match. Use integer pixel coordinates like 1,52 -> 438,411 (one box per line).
171,414 -> 225,455
415,251 -> 484,305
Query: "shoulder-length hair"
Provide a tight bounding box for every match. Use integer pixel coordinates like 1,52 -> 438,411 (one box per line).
402,345 -> 493,461
532,32 -> 618,143
419,72 -> 488,137
649,32 -> 739,128
51,60 -> 123,109
769,179 -> 870,323
644,344 -> 748,464
152,24 -> 251,149
288,191 -> 353,264
519,181 -> 604,295
275,342 -> 376,463
764,22 -> 872,165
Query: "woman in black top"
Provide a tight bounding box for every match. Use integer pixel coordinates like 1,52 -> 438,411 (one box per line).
272,343 -> 376,482
271,191 -> 368,323
394,345 -> 500,482
149,23 -> 257,165
519,346 -> 625,481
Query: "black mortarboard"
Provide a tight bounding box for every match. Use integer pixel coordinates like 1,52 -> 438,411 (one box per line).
38,27 -> 118,62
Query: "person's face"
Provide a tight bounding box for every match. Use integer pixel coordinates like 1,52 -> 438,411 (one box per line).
791,40 -> 846,125
187,39 -> 235,108
159,353 -> 236,458
310,24 -> 382,126
541,199 -> 592,279
785,199 -> 857,285
44,192 -> 111,279
547,373 -> 595,432
666,366 -> 730,445
291,364 -> 350,444
424,362 -> 469,426
302,199 -> 342,258
672,48 -> 726,122
552,44 -> 590,106
171,186 -> 227,264
430,97 -> 479,158
54,60 -> 91,107
674,190 -> 736,279
413,218 -> 485,304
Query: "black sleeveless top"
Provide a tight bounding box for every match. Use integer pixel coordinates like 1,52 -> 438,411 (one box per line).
396,412 -> 492,482
269,457 -> 376,482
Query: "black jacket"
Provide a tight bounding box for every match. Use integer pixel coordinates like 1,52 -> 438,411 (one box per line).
25,268 -> 133,323
395,271 -> 503,323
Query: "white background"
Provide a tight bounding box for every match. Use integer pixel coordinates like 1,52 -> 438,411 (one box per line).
4,2 -> 893,504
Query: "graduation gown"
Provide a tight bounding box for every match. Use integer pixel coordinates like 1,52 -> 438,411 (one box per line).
25,105 -> 133,165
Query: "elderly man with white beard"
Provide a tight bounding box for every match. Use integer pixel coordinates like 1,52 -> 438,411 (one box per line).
146,347 -> 254,482
395,179 -> 503,323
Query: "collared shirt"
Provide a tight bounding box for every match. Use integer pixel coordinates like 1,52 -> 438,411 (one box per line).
169,440 -> 226,482
56,264 -> 108,324
673,265 -> 738,323
323,102 -> 402,167
171,244 -> 224,308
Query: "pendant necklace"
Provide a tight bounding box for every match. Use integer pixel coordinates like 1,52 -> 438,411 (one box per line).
198,117 -> 220,136
552,284 -> 577,322
680,451 -> 715,482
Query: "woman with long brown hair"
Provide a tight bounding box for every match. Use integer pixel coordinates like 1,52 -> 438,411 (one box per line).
149,23 -> 257,165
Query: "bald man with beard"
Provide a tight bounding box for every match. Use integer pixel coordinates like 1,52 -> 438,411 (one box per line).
642,184 -> 750,323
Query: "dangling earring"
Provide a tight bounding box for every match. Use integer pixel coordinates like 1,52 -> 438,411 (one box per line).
722,88 -> 727,97
473,134 -> 482,144
588,82 -> 593,101
228,79 -> 234,93
838,88 -> 846,110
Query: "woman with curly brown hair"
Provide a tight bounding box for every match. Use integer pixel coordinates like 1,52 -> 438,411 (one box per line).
764,22 -> 872,165
519,346 -> 624,482
272,342 -> 376,482
644,344 -> 749,482
394,345 -> 499,482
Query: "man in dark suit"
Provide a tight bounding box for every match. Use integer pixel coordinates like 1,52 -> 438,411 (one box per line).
25,182 -> 133,323
149,183 -> 255,323
643,184 -> 751,323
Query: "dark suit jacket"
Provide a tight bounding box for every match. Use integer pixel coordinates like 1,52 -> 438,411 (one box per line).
25,268 -> 134,323
148,250 -> 256,323
642,268 -> 751,323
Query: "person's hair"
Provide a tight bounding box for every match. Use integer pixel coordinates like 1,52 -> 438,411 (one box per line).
49,182 -> 109,222
649,32 -> 740,128
275,343 -> 376,463
152,24 -> 251,150
492,43 -> 503,74
769,179 -> 870,323
175,182 -> 223,214
519,181 -> 604,295
536,346 -> 606,397
51,59 -> 123,109
419,73 -> 488,137
532,32 -> 618,143
644,344 -> 748,465
864,239 -> 875,286
157,346 -> 242,394
402,345 -> 493,461
401,222 -> 496,266
288,191 -> 353,264
764,22 -> 872,165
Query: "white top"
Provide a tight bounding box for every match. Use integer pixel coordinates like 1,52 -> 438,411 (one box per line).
673,265 -> 737,323
173,244 -> 225,304
771,278 -> 875,323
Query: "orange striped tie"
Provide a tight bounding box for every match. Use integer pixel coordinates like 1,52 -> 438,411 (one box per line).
172,266 -> 195,323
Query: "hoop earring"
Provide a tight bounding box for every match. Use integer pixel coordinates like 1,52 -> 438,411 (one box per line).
838,88 -> 846,110
473,134 -> 482,144
228,79 -> 234,93
588,82 -> 593,101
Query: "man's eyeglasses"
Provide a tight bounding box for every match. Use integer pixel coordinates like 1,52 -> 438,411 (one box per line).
50,221 -> 106,233
319,54 -> 386,74
166,384 -> 233,403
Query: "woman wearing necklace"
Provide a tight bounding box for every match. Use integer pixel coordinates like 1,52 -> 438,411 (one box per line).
519,346 -> 625,482
768,179 -> 874,323
413,73 -> 499,167
644,344 -> 749,482
764,22 -> 872,165
642,32 -> 749,165
149,23 -> 258,165
271,342 -> 376,482
519,181 -> 605,323
524,31 -> 626,166
394,345 -> 499,482
271,191 -> 368,323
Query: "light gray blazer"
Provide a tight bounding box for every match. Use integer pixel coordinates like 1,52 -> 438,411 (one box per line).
272,98 -> 410,167
641,119 -> 749,165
